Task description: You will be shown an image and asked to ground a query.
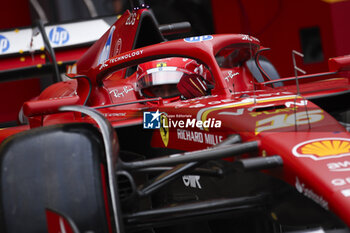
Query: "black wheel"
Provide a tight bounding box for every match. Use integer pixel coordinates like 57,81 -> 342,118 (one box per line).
0,123 -> 114,233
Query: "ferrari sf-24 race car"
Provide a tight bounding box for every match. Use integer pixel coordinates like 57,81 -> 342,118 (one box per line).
1,1 -> 350,233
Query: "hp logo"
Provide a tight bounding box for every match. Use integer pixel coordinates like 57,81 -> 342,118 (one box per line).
0,35 -> 9,53
49,27 -> 69,45
184,35 -> 213,43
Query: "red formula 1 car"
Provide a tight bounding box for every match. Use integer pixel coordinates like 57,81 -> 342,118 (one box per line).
1,1 -> 350,233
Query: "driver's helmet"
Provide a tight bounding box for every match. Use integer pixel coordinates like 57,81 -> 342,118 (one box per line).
136,57 -> 210,101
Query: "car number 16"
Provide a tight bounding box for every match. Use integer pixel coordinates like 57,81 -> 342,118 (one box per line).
255,110 -> 324,134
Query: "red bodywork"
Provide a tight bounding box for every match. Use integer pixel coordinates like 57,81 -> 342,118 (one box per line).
0,17 -> 113,125
2,7 -> 350,229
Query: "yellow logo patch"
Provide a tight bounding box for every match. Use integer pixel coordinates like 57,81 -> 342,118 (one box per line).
157,62 -> 167,68
160,114 -> 169,147
292,138 -> 350,160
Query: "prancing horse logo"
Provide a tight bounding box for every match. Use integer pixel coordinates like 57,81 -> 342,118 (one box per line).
160,114 -> 169,147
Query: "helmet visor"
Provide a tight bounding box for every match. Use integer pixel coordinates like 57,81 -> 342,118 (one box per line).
137,67 -> 187,90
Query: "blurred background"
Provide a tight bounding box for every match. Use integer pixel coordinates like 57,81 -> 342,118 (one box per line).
2,0 -> 350,76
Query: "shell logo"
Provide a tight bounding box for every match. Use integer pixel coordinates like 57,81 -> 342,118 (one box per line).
292,138 -> 350,160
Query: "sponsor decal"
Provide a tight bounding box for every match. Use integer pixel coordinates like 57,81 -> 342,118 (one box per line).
102,112 -> 126,117
143,110 -> 162,129
331,177 -> 350,186
49,26 -> 69,45
240,34 -> 259,42
98,26 -> 115,65
0,19 -> 109,55
255,109 -> 323,134
99,49 -> 143,70
177,129 -> 223,146
341,189 -> 350,197
295,177 -> 328,209
178,129 -> 203,143
184,35 -> 213,43
0,35 -> 10,53
160,114 -> 169,147
156,62 -> 167,68
113,38 -> 122,56
183,175 -> 202,189
285,100 -> 308,108
218,102 -> 302,118
125,12 -> 137,25
224,71 -> 239,82
293,138 -> 350,160
109,49 -> 143,63
328,160 -> 350,172
178,92 -> 291,109
196,95 -> 300,128
109,86 -> 134,98
249,106 -> 297,117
